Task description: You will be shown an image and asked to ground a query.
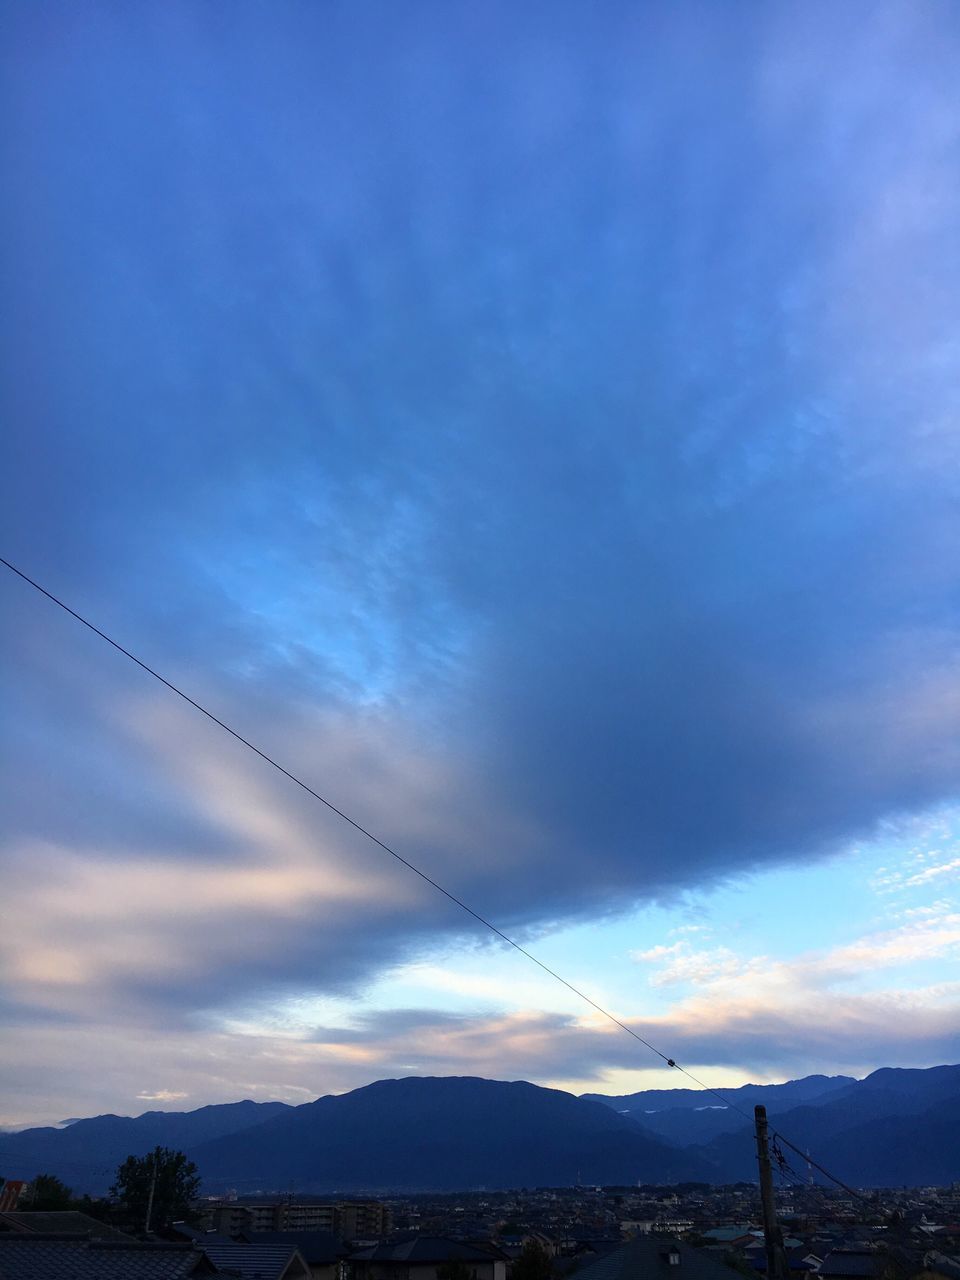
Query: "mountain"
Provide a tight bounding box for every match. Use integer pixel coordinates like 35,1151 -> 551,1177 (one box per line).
809,1096 -> 960,1186
839,1064 -> 960,1107
4,1066 -> 957,1195
0,1099 -> 291,1193
190,1076 -> 714,1193
582,1075 -> 856,1146
584,1074 -> 856,1114
696,1064 -> 960,1185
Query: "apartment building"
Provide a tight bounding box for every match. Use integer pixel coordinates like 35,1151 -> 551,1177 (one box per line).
209,1199 -> 391,1239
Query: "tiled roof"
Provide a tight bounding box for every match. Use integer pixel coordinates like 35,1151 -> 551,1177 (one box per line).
0,1210 -> 134,1241
200,1241 -> 309,1279
751,1241 -> 824,1270
238,1230 -> 343,1263
170,1226 -> 236,1245
573,1237 -> 740,1280
351,1236 -> 503,1264
0,1234 -> 214,1278
819,1252 -> 884,1278
925,1252 -> 960,1280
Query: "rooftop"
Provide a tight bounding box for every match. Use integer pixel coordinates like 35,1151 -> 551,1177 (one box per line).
350,1235 -> 505,1264
0,1209 -> 135,1241
574,1237 -> 741,1280
0,1233 -> 216,1279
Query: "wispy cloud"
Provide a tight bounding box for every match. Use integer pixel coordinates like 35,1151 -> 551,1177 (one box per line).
634,914 -> 960,993
871,847 -> 960,896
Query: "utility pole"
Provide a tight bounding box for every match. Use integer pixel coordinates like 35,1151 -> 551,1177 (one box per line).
755,1105 -> 787,1280
144,1151 -> 158,1236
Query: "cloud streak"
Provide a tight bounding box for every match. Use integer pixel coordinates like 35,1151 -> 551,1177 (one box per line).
1,0 -> 959,1120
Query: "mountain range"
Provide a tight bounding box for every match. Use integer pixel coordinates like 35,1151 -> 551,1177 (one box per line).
1,1064 -> 957,1195
582,1073 -> 857,1146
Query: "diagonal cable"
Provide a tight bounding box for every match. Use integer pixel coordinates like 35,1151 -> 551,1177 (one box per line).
1,553 -> 868,1197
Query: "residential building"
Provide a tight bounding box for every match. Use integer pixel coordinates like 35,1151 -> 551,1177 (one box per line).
0,1208 -> 134,1241
0,1182 -> 28,1213
349,1235 -> 508,1280
202,1240 -> 312,1278
209,1199 -> 392,1240
572,1236 -> 744,1280
239,1229 -> 345,1280
0,1232 -> 217,1278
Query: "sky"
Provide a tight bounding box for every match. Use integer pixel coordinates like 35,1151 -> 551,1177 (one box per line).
1,0 -> 959,1130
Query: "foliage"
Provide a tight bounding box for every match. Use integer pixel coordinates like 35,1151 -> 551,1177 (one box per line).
722,1250 -> 758,1280
109,1146 -> 201,1231
29,1173 -> 73,1210
74,1193 -> 111,1220
512,1240 -> 553,1280
437,1261 -> 474,1280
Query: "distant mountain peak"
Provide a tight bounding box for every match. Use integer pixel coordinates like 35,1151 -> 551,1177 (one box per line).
5,1066 -> 958,1193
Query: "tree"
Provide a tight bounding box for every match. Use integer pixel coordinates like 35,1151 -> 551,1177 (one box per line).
74,1193 -> 111,1221
512,1240 -> 553,1280
29,1173 -> 73,1210
437,1262 -> 474,1280
109,1147 -> 201,1232
722,1250 -> 759,1280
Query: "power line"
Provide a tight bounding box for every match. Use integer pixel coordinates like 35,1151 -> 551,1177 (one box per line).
768,1130 -> 864,1201
0,557 -> 685,1073
0,555 -> 863,1197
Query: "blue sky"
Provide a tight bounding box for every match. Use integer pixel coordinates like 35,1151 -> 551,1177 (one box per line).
1,0 -> 958,1127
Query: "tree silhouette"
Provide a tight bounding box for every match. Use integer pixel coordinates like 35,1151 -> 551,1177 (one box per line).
110,1147 -> 201,1232
29,1173 -> 73,1210
437,1261 -> 474,1280
512,1240 -> 553,1280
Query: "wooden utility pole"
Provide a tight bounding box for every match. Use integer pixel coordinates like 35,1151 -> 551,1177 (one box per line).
755,1105 -> 787,1280
144,1151 -> 158,1236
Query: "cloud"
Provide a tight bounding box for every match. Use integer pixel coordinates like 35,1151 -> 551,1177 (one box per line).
4,979 -> 958,1130
903,859 -> 960,888
899,900 -> 955,920
813,914 -> 960,976
633,914 -> 960,998
631,944 -> 687,963
644,948 -> 756,989
871,841 -> 960,896
1,1 -> 959,1115
615,915 -> 960,1090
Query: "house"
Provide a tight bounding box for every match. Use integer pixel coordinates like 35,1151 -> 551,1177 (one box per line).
571,1236 -> 743,1280
702,1230 -> 757,1246
0,1182 -> 29,1213
819,1252 -> 886,1280
921,1253 -> 960,1280
238,1229 -> 346,1280
888,1251 -> 960,1280
554,1239 -> 623,1268
0,1232 -> 218,1278
0,1208 -> 135,1240
348,1235 -> 508,1280
201,1240 -> 312,1279
750,1245 -> 824,1274
789,1251 -> 824,1273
